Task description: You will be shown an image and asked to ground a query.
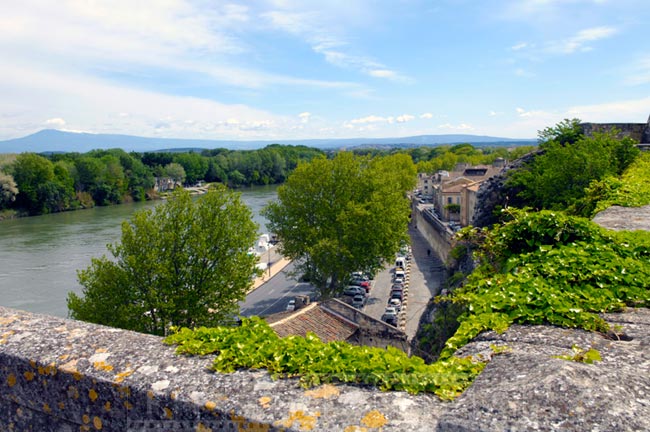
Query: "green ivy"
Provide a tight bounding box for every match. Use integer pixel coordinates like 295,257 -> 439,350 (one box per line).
575,152 -> 650,217
440,210 -> 650,358
553,345 -> 602,364
164,316 -> 485,400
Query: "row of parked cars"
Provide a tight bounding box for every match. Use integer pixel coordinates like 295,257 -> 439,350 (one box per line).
381,252 -> 410,326
343,271 -> 373,310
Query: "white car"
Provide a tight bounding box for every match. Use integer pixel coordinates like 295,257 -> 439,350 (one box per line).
388,298 -> 402,311
384,306 -> 398,318
286,299 -> 296,311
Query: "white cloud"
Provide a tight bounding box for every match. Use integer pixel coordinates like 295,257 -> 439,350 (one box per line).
350,115 -> 390,124
369,69 -> 397,79
0,63 -> 291,140
547,26 -> 617,54
511,42 -> 528,51
45,117 -> 66,127
565,97 -> 650,122
420,113 -> 434,119
261,7 -> 410,82
396,114 -> 415,123
298,112 -> 311,123
489,111 -> 502,116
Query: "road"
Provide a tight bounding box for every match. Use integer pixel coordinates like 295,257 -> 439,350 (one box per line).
241,226 -> 447,341
239,261 -> 315,317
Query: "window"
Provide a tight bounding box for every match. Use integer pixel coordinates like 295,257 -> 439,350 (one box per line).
447,197 -> 452,204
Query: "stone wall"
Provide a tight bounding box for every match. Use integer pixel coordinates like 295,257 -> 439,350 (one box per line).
412,204 -> 453,263
581,115 -> 650,143
2,305 -> 649,431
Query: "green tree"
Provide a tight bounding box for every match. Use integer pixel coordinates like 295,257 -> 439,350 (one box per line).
263,152 -> 416,298
173,153 -> 208,185
68,185 -> 259,336
0,173 -> 18,210
163,162 -> 186,185
507,121 -> 640,210
10,153 -> 55,214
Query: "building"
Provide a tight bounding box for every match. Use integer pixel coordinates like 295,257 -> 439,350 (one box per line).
265,298 -> 409,352
428,162 -> 505,226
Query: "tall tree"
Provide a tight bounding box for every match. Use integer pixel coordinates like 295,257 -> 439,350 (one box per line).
263,152 -> 416,298
68,185 -> 259,335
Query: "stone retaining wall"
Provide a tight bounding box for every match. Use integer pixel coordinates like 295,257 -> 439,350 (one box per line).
2,305 -> 649,430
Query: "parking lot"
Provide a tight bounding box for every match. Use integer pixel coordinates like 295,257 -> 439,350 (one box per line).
361,224 -> 447,340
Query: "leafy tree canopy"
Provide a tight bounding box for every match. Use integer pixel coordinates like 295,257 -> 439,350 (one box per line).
68,185 -> 259,336
507,119 -> 640,210
263,152 -> 416,298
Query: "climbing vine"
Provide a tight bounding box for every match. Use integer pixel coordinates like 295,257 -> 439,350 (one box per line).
164,317 -> 485,400
440,209 -> 650,358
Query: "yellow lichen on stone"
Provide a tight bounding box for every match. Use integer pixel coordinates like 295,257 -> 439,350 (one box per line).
59,354 -> 70,361
93,361 -> 113,372
114,369 -> 134,383
43,403 -> 52,413
80,425 -> 91,432
343,427 -> 368,432
93,416 -> 102,430
304,384 -> 340,399
73,371 -> 84,381
104,401 -> 111,412
29,360 -> 37,368
147,390 -> 155,399
6,373 -> 16,387
204,400 -> 217,411
274,411 -> 320,431
164,407 -> 173,419
82,414 -> 90,424
361,410 -> 388,428
58,402 -> 65,410
95,348 -> 108,353
258,396 -> 272,408
23,371 -> 35,382
124,401 -> 133,410
195,423 -> 212,432
89,389 -> 99,402
0,315 -> 17,326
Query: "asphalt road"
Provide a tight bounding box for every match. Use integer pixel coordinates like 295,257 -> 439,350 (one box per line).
239,261 -> 315,317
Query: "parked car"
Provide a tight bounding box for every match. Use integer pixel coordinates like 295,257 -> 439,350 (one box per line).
393,277 -> 404,286
394,270 -> 405,280
388,298 -> 402,311
390,291 -> 404,301
343,286 -> 365,296
383,306 -> 398,318
391,284 -> 404,292
352,294 -> 365,309
381,314 -> 397,326
286,299 -> 296,311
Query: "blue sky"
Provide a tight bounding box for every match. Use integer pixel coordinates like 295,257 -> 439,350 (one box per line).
1,0 -> 649,142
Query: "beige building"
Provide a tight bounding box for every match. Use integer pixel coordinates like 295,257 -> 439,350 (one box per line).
429,161 -> 505,226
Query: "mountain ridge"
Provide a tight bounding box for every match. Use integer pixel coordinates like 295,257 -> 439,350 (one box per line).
0,129 -> 536,153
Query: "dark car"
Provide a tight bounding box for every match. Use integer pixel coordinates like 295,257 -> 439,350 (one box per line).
390,291 -> 403,301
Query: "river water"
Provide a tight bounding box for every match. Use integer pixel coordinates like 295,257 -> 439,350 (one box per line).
0,185 -> 278,318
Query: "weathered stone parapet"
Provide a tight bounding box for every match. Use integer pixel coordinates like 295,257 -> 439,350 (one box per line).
2,305 -> 649,430
0,306 -> 445,431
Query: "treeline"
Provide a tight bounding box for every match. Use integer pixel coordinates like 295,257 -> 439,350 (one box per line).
0,141 -> 537,217
0,145 -> 325,215
350,143 -> 536,173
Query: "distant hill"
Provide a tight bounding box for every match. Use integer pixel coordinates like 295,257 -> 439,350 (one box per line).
0,129 -> 536,154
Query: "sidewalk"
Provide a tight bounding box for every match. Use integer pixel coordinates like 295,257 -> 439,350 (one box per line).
249,246 -> 292,292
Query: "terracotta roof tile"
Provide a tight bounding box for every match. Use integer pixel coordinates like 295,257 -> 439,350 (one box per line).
269,303 -> 358,342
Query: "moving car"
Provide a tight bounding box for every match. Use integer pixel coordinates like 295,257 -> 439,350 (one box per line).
286,299 -> 296,311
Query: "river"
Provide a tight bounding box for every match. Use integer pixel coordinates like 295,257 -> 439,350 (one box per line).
0,185 -> 278,318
